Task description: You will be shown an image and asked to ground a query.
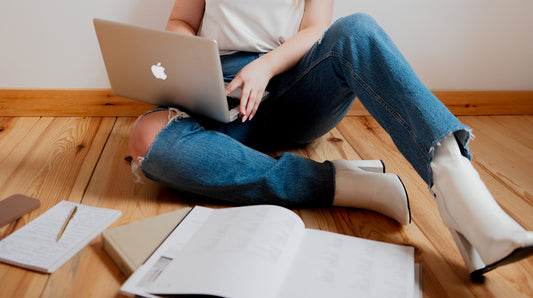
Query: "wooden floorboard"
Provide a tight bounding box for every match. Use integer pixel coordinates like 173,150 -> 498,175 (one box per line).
0,115 -> 532,297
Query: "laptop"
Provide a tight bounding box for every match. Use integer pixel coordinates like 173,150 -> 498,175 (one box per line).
93,18 -> 267,123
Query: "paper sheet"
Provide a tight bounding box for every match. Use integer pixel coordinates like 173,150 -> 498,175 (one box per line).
277,229 -> 415,298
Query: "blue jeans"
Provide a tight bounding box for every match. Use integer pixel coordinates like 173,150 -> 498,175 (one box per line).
139,13 -> 471,208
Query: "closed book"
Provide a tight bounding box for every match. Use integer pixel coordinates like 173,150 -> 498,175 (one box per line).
102,207 -> 192,276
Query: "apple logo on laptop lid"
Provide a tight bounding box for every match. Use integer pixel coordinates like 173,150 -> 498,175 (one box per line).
151,62 -> 167,80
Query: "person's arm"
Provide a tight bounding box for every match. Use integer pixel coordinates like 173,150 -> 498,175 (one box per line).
226,0 -> 334,122
166,0 -> 205,35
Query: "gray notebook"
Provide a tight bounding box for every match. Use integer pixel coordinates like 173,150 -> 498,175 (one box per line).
102,207 -> 192,276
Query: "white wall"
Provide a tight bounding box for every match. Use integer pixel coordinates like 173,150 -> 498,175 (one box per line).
1,0 -> 532,90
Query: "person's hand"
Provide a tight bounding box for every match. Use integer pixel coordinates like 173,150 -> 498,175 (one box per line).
225,58 -> 273,122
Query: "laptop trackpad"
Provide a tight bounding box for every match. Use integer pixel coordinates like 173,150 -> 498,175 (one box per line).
224,82 -> 270,103
224,82 -> 241,99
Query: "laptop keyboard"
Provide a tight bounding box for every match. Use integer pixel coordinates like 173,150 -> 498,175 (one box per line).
227,96 -> 240,110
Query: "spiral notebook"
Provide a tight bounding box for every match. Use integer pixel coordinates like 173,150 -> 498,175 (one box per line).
0,200 -> 121,273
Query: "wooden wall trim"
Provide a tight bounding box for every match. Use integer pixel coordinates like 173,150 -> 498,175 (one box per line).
1,89 -> 532,117
348,90 -> 533,116
0,89 -> 154,117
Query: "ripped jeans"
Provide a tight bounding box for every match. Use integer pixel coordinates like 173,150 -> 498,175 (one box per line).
134,13 -> 471,208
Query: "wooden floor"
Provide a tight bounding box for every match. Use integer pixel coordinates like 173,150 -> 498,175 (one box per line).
0,114 -> 532,297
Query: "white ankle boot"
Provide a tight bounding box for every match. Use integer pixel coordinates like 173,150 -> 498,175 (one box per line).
331,159 -> 411,225
430,134 -> 533,279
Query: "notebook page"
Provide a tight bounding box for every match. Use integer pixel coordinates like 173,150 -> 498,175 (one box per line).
0,200 -> 121,273
277,229 -> 415,298
145,205 -> 305,298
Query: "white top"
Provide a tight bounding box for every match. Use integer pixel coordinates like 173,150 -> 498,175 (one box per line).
199,0 -> 305,55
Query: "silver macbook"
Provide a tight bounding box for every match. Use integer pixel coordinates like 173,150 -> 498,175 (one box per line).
93,18 -> 266,123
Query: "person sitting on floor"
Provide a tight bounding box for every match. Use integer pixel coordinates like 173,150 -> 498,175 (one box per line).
129,0 -> 533,279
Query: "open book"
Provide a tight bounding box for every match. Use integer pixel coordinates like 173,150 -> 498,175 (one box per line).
122,205 -> 416,298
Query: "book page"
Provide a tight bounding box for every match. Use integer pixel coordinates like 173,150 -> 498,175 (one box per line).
144,205 -> 305,298
277,229 -> 414,298
0,201 -> 121,273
